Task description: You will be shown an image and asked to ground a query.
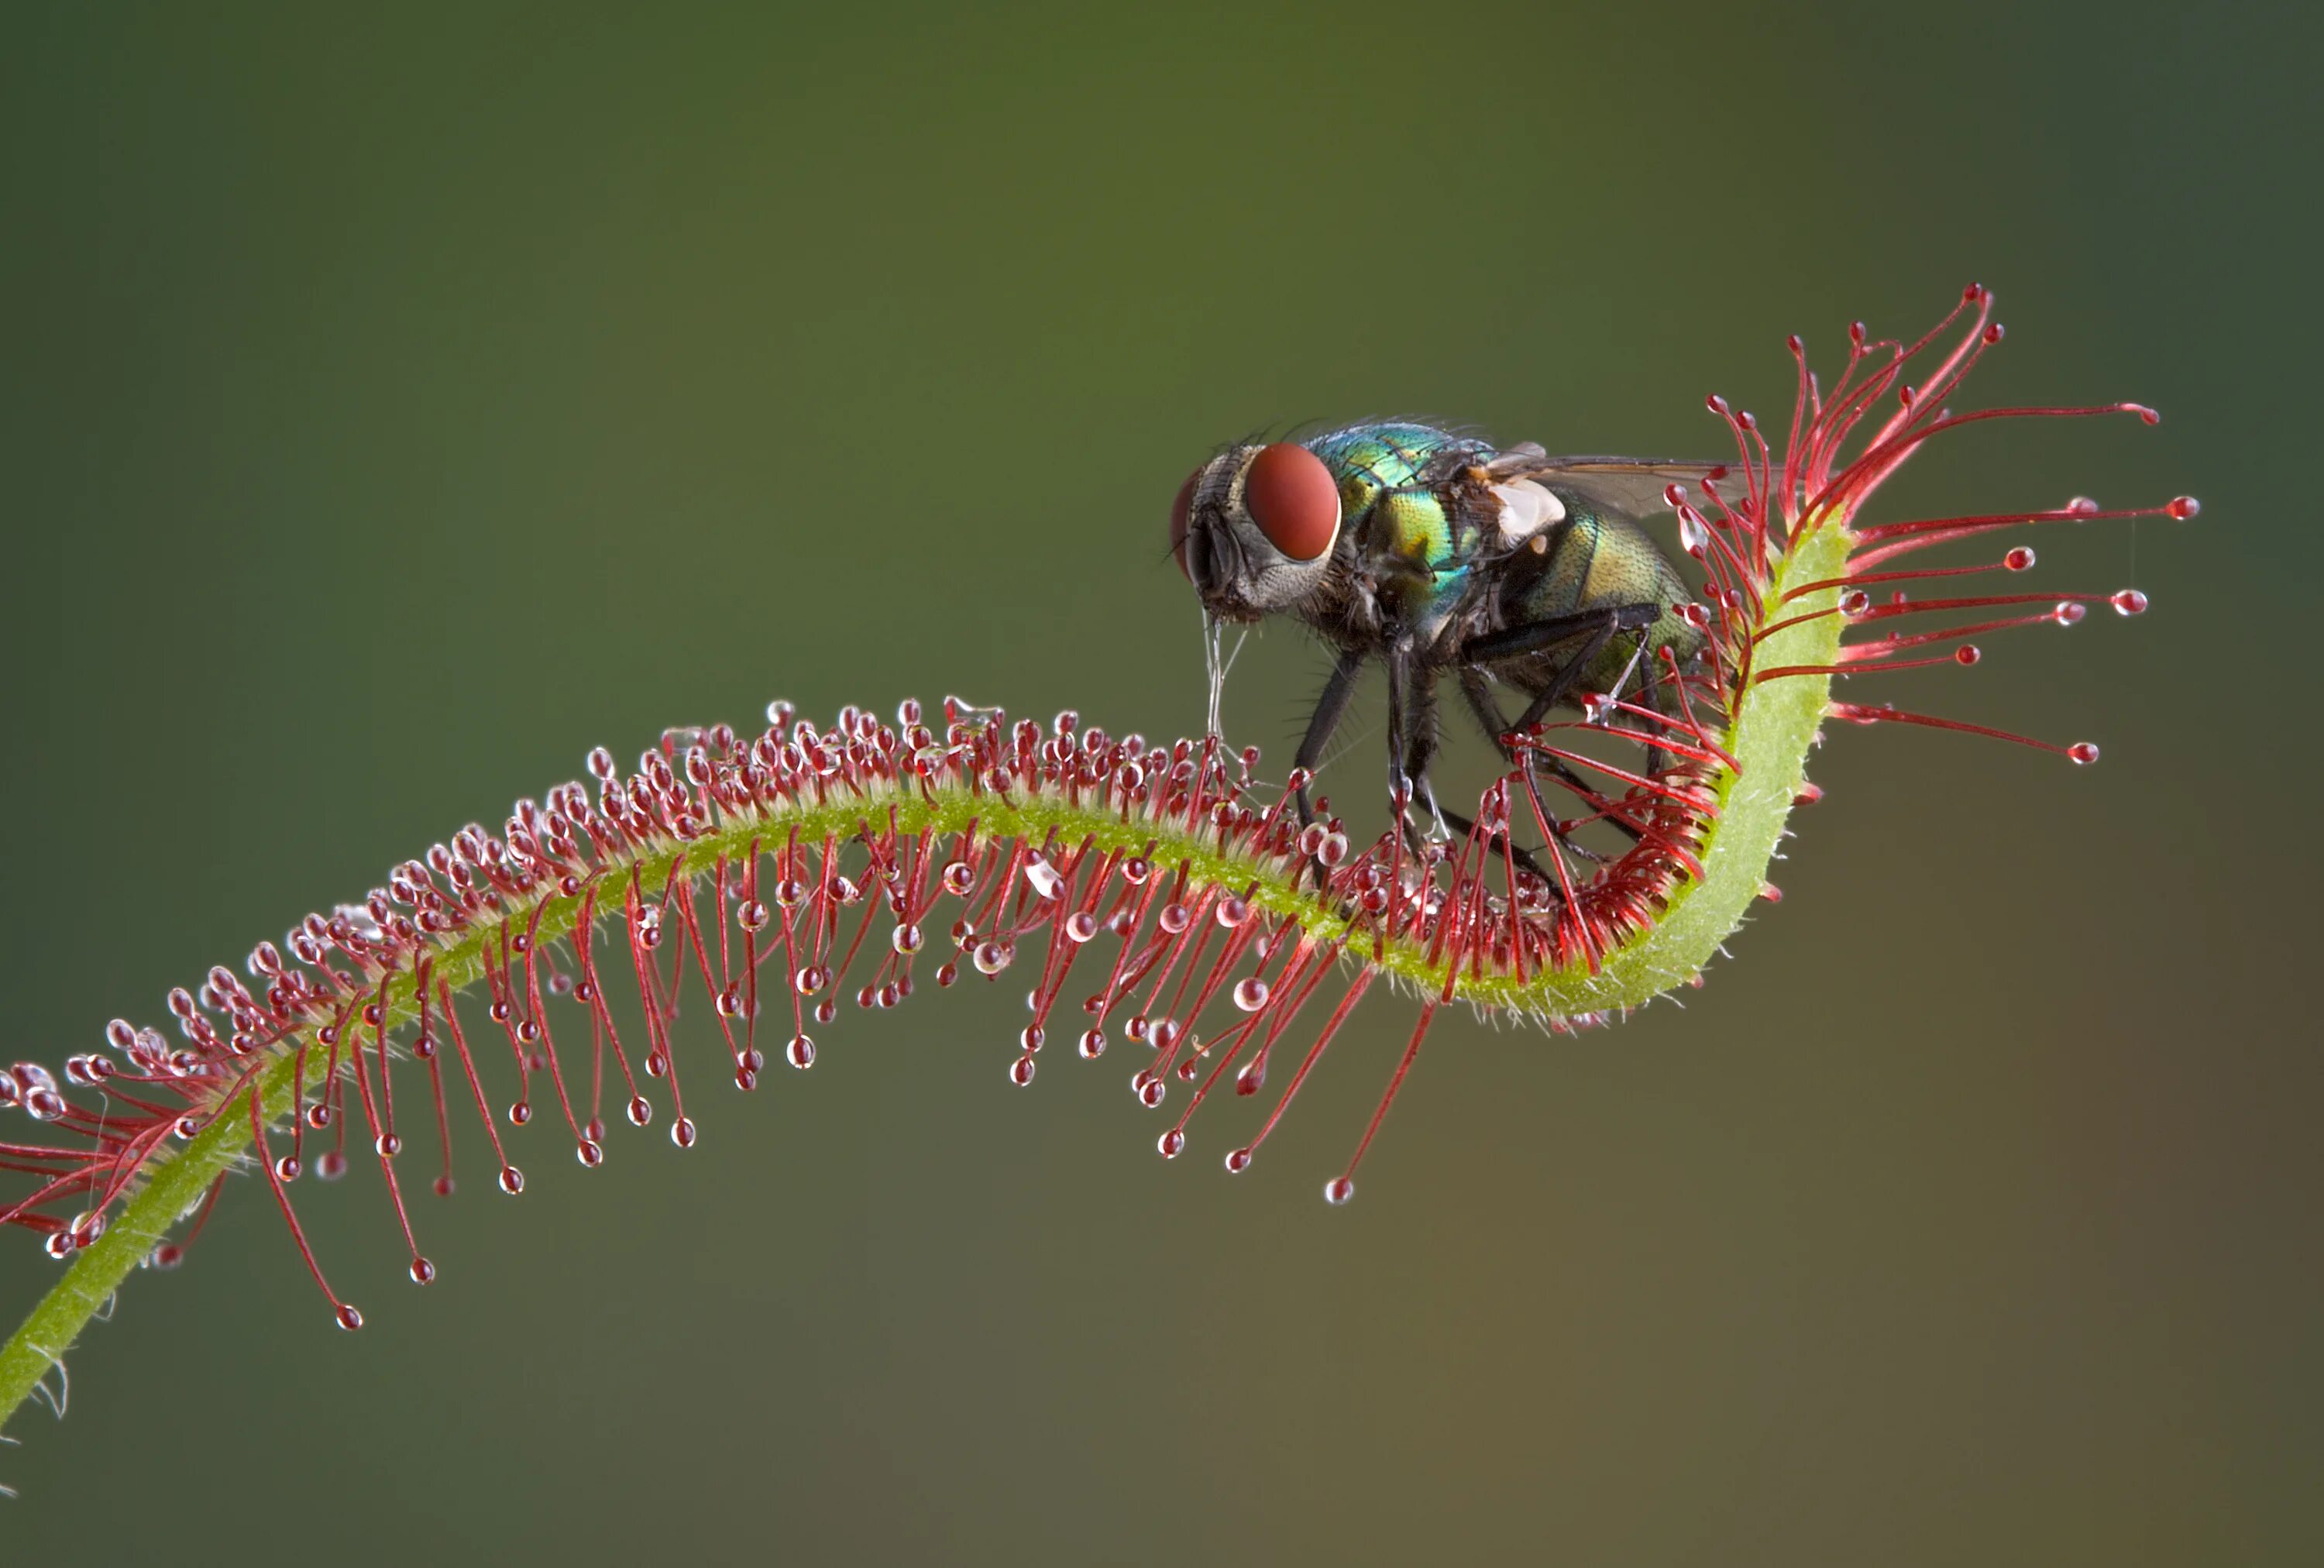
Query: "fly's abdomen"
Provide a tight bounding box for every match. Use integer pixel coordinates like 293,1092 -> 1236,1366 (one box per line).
1490,510 -> 1703,714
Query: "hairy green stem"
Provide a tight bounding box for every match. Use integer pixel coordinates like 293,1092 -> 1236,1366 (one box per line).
0,522 -> 1848,1432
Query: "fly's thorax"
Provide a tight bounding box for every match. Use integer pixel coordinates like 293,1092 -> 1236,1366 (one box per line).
1363,490 -> 1459,576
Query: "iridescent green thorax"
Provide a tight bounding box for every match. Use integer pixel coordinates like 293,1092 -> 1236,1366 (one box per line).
1306,423 -> 1492,625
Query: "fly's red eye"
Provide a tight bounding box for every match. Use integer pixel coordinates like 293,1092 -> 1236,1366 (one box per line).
1243,443 -> 1340,562
1168,469 -> 1199,579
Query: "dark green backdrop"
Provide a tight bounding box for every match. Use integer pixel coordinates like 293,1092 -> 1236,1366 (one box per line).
3,4 -> 2316,1562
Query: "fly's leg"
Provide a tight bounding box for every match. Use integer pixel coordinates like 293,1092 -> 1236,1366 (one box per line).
1461,603 -> 1667,866
1466,603 -> 1663,731
1291,648 -> 1367,885
1442,670 -> 1562,886
1630,645 -> 1671,778
1387,652 -> 1449,861
1456,667 -> 1623,849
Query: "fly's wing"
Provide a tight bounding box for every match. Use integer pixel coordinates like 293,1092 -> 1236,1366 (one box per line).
1480,448 -> 1735,521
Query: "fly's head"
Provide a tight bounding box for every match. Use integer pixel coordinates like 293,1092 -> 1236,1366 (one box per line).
1169,442 -> 1346,625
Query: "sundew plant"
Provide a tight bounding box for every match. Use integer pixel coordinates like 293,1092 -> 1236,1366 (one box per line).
0,287 -> 2195,1449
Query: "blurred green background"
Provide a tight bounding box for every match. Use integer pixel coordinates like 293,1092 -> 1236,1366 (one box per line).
2,2 -> 2316,1561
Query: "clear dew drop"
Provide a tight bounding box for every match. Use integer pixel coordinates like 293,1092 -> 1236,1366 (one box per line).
315,1151 -> 348,1181
972,940 -> 1010,976
1157,1129 -> 1185,1159
626,1094 -> 653,1126
335,1304 -> 365,1332
2111,588 -> 2149,615
576,1139 -> 604,1167
1323,1177 -> 1356,1205
892,922 -> 923,954
787,1034 -> 816,1069
1022,854 -> 1065,900
497,1164 -> 525,1195
1078,1028 -> 1105,1060
1009,1054 -> 1037,1087
2068,742 -> 2101,765
1065,911 -> 1098,944
409,1257 -> 437,1285
274,1154 -> 301,1181
1232,978 -> 1270,1013
1224,1147 -> 1253,1174
671,1117 -> 698,1149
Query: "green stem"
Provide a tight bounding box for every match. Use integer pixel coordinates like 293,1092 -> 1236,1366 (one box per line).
0,521 -> 1848,1432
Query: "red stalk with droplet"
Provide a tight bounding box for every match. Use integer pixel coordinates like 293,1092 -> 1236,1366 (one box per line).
0,287 -> 2193,1440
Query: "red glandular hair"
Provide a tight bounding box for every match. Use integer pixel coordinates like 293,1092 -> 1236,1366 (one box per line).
0,287 -> 2193,1330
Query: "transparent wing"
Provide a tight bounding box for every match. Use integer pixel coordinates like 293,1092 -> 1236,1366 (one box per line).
1481,449 -> 1734,522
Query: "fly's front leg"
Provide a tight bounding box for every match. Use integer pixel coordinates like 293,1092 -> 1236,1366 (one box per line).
1291,648 -> 1366,887
1292,648 -> 1366,829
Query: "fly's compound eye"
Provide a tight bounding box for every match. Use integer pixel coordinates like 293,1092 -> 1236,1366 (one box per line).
1169,468 -> 1199,579
1243,443 -> 1341,562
